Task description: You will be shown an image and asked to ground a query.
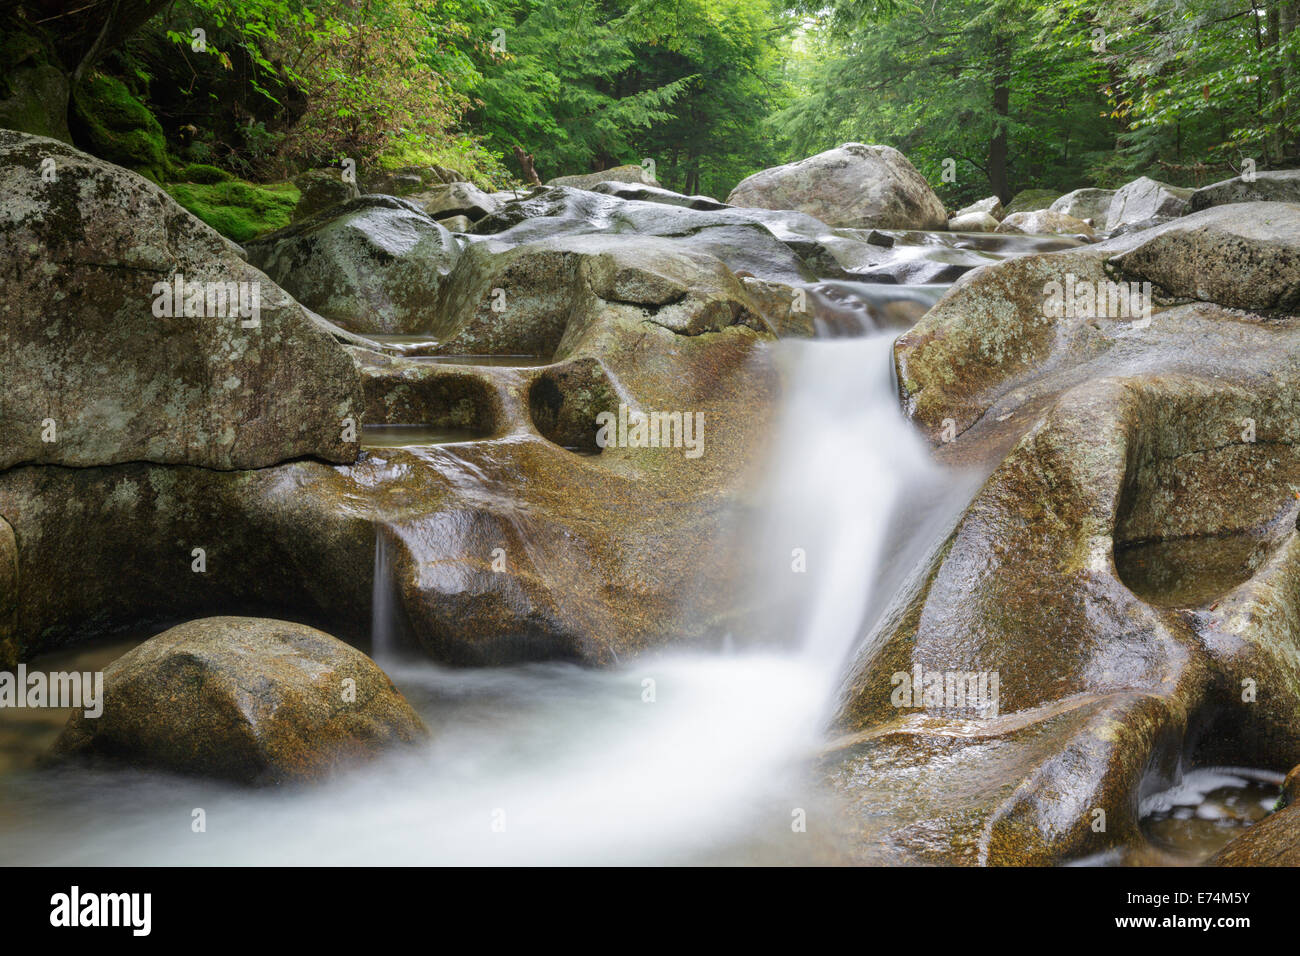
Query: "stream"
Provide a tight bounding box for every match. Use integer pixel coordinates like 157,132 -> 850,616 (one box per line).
0,237 -> 1280,866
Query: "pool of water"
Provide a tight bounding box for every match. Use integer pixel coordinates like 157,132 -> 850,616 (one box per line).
1140,766 -> 1284,862
1116,530 -> 1276,608
405,355 -> 550,368
361,425 -> 488,447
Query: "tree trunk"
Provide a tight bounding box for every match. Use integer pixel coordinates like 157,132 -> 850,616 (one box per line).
513,146 -> 541,185
988,33 -> 1011,202
1270,0 -> 1285,162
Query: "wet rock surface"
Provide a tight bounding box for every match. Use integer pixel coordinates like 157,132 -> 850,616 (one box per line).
1191,169 -> 1300,210
51,616 -> 427,784
996,208 -> 1095,237
825,197 -> 1300,864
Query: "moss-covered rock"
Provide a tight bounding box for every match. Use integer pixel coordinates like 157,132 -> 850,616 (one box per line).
291,168 -> 359,222
0,33 -> 71,142
175,162 -> 234,185
1003,188 -> 1063,215
166,179 -> 299,243
69,73 -> 168,182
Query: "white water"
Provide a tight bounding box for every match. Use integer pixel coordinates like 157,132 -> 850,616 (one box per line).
0,333 -> 974,866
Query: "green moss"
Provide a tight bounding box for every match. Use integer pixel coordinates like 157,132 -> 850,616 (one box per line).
176,163 -> 234,185
0,33 -> 71,141
378,137 -> 512,190
166,180 -> 300,242
70,74 -> 169,182
1004,189 -> 1064,215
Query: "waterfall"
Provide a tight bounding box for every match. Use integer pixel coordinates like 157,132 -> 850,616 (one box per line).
747,334 -> 977,711
2,327 -> 980,866
371,528 -> 397,661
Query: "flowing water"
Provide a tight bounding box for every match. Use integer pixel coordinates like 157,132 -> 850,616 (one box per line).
0,327 -> 975,865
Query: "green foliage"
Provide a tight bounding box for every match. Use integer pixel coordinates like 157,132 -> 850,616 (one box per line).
1040,0 -> 1300,183
14,0 -> 1300,210
772,0 -> 1116,204
165,179 -> 299,241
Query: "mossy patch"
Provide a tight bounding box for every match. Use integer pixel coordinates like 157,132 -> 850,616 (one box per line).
166,180 -> 300,242
0,33 -> 70,141
70,74 -> 168,182
175,163 -> 234,185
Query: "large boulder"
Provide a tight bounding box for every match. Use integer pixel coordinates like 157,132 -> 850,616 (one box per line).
0,34 -> 71,141
0,130 -> 362,471
1103,176 -> 1193,232
547,164 -> 657,190
429,233 -> 770,358
1191,169 -> 1300,210
0,232 -> 782,669
52,617 -> 428,784
69,74 -> 168,184
591,181 -> 731,211
954,196 -> 1003,221
361,164 -> 465,196
245,195 -> 462,335
725,144 -> 948,230
996,209 -> 1095,237
1050,187 -> 1114,224
1108,202 -> 1300,312
829,223 -> 1300,862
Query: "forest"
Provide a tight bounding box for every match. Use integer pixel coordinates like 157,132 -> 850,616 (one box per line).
3,0 -> 1297,237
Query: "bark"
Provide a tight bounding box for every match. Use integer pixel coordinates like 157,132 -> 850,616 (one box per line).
513,145 -> 541,185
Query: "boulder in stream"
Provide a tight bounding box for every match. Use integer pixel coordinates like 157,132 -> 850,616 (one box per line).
1102,176 -> 1193,233
547,164 -> 658,190
996,208 -> 1095,237
947,210 -> 1000,232
826,211 -> 1300,864
1003,188 -> 1062,215
725,143 -> 948,230
1191,169 -> 1300,210
52,617 -> 428,785
244,195 -> 462,335
1050,187 -> 1114,225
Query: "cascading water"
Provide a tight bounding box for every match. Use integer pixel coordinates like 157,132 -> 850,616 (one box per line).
371,528 -> 398,662
0,325 -> 977,865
